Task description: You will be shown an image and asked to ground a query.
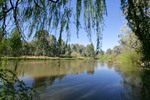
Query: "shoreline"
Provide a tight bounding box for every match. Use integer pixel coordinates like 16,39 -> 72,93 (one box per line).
0,56 -> 97,61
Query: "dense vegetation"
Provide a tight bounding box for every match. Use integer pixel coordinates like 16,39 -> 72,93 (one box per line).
100,22 -> 143,66
0,30 -> 97,58
0,0 -> 149,100
121,0 -> 150,62
0,0 -> 149,62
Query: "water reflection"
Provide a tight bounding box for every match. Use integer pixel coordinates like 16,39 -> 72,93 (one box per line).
105,62 -> 150,100
8,60 -> 98,91
7,60 -> 150,100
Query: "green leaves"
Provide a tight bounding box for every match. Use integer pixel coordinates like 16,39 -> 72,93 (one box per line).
0,58 -> 38,100
10,28 -> 22,57
121,0 -> 150,62
0,0 -> 107,51
83,0 -> 106,49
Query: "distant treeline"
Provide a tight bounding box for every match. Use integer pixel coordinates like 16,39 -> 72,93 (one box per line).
0,30 -> 98,58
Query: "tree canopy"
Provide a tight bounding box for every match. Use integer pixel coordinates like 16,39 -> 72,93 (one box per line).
0,0 -> 106,50
121,0 -> 150,61
0,0 -> 150,61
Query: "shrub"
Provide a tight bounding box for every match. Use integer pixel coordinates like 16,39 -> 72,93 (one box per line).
116,51 -> 141,65
71,52 -> 81,58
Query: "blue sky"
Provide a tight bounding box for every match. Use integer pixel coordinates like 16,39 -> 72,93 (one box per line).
27,0 -> 125,52
62,0 -> 125,51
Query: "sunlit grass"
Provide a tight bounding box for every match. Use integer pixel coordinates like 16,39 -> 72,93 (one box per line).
116,51 -> 141,65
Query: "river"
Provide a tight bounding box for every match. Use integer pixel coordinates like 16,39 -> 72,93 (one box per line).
7,60 -> 150,100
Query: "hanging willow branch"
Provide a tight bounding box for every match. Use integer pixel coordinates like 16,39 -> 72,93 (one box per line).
0,0 -> 107,50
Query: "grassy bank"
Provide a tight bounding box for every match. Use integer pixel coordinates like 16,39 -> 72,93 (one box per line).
99,51 -> 141,65
115,51 -> 141,65
99,56 -> 113,61
0,56 -> 96,61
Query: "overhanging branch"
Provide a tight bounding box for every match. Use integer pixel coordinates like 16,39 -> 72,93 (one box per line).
48,0 -> 59,3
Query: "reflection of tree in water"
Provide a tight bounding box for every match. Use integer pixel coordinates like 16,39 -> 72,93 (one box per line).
106,61 -> 113,69
33,75 -> 65,91
140,70 -> 150,100
113,64 -> 150,100
7,60 -> 98,92
99,60 -> 105,67
87,70 -> 94,75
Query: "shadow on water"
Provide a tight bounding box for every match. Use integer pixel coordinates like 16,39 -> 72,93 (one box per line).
7,60 -> 150,100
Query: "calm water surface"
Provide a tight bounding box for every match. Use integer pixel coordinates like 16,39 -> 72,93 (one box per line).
8,60 -> 150,100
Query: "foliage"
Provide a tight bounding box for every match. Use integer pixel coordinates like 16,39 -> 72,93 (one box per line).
1,29 -> 99,58
99,49 -> 105,56
71,52 -> 81,58
99,56 -> 105,60
65,44 -> 71,57
116,51 -> 141,65
121,0 -> 150,62
0,0 -> 106,50
85,43 -> 95,58
22,41 -> 31,56
47,35 -> 57,56
104,55 -> 113,61
0,58 -> 38,100
105,48 -> 112,56
10,28 -> 22,57
0,38 -> 8,56
34,30 -> 49,56
113,46 -> 121,57
57,38 -> 66,56
118,21 -> 141,51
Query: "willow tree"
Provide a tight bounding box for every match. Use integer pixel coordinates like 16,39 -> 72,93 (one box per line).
0,1 -> 106,98
0,0 -> 106,51
0,0 -> 149,60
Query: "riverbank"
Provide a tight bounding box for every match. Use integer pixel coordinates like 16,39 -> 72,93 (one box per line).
99,51 -> 145,66
0,56 -> 96,60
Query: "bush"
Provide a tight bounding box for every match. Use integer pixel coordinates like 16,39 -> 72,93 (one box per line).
99,56 -> 105,60
99,55 -> 114,61
116,51 -> 141,65
71,52 -> 81,58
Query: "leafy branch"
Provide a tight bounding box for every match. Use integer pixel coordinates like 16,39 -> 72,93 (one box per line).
0,59 -> 38,100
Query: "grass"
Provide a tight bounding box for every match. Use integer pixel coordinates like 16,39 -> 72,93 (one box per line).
115,51 -> 141,65
0,56 -> 96,61
99,51 -> 142,66
99,55 -> 113,61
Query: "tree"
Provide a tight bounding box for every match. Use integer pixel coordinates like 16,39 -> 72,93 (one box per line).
0,0 -> 106,99
71,44 -> 80,53
85,43 -> 95,57
0,0 -> 106,51
113,46 -> 121,57
71,52 -> 81,57
22,41 -> 30,55
28,40 -> 36,56
0,38 -> 9,56
118,21 -> 141,51
121,0 -> 150,62
65,44 -> 71,57
105,48 -> 112,56
34,30 -> 49,56
57,38 -> 66,56
47,34 -> 57,56
90,43 -> 95,58
0,0 -> 149,61
99,49 -> 105,56
10,28 -> 22,57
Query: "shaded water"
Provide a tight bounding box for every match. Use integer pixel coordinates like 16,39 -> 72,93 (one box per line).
7,60 -> 150,100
